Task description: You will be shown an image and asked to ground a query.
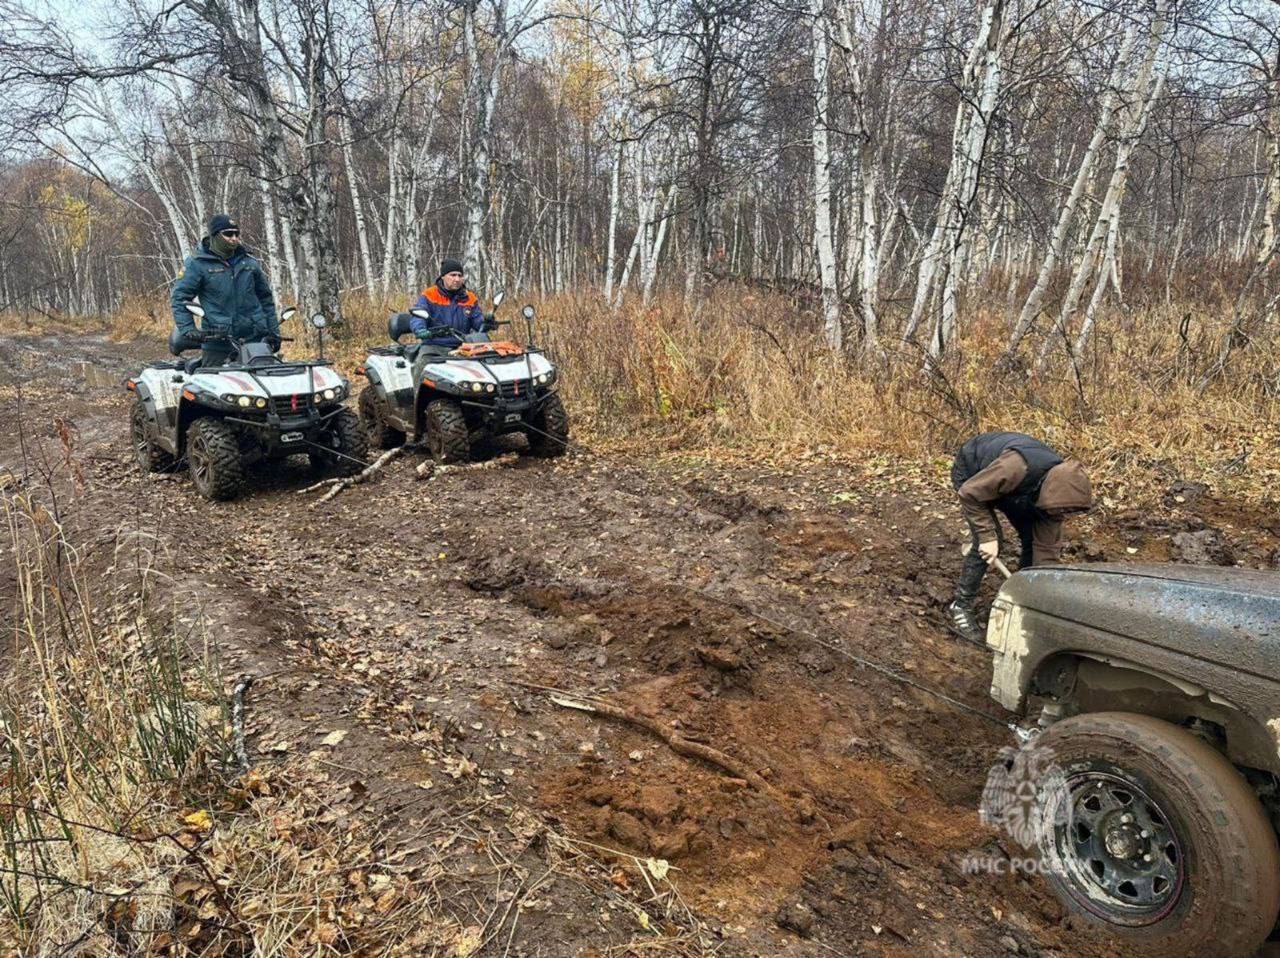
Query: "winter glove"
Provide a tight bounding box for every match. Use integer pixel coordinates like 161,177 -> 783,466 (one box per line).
264,335 -> 282,352
415,329 -> 432,341
978,540 -> 1000,567
482,312 -> 497,331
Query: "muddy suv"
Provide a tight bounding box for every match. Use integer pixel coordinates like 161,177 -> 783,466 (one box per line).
987,563 -> 1280,957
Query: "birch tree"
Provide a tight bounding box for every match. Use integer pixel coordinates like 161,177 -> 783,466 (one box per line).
901,0 -> 1011,361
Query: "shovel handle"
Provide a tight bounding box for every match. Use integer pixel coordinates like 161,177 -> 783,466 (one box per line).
961,542 -> 1014,580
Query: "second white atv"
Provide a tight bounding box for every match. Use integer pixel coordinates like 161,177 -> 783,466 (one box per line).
357,300 -> 569,463
126,306 -> 368,501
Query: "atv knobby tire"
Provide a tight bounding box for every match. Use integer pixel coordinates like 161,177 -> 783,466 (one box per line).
310,408 -> 369,477
424,399 -> 469,464
528,393 -> 569,458
359,386 -> 404,450
186,417 -> 244,501
1031,712 -> 1280,958
131,397 -> 173,473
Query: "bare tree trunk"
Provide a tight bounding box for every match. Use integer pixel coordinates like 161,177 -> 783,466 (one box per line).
812,0 -> 842,350
604,136 -> 623,304
1004,20 -> 1138,359
339,113 -> 377,293
1036,1 -> 1169,367
900,0 -> 1007,360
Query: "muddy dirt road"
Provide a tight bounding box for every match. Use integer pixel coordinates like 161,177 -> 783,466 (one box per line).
5,331 -> 1274,956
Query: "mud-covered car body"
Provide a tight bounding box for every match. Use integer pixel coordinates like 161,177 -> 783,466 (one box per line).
987,563 -> 1280,774
986,563 -> 1280,957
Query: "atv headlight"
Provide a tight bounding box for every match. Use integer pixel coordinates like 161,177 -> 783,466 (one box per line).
322,388 -> 336,400
470,382 -> 483,393
255,397 -> 267,408
486,383 -> 496,393
237,395 -> 252,408
536,373 -> 548,385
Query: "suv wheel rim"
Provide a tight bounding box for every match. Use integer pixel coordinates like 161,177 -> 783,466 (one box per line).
1047,771 -> 1184,925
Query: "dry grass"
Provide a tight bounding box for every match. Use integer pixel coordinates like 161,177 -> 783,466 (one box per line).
94,283 -> 1280,508
335,287 -> 1279,509
0,481 -> 458,955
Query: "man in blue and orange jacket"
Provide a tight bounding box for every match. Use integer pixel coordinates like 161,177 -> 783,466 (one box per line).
411,259 -> 487,345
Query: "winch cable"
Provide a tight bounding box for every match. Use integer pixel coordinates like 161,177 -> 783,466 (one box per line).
297,436 -> 372,469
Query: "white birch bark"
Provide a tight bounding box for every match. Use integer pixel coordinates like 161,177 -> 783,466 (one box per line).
811,0 -> 842,350
1035,1 -> 1169,367
1005,20 -> 1138,357
900,0 -> 1007,359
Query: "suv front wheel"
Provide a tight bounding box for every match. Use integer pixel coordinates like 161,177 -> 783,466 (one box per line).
1028,712 -> 1280,958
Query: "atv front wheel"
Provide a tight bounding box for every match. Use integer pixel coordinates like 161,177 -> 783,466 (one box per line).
130,397 -> 173,473
424,399 -> 469,464
359,387 -> 404,450
310,408 -> 369,477
187,418 -> 244,501
1030,712 -> 1280,958
528,393 -> 569,458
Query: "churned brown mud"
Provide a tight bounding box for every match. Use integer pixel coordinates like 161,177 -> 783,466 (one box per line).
4,331 -> 1276,956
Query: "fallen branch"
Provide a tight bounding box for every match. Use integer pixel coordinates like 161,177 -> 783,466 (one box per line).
309,444 -> 421,505
415,452 -> 520,481
546,693 -> 781,799
231,673 -> 255,774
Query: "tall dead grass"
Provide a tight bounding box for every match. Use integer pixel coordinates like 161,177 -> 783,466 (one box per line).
0,481 -> 448,954
101,283 -> 1280,507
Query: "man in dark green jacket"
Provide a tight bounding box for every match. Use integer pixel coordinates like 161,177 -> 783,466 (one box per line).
171,213 -> 279,366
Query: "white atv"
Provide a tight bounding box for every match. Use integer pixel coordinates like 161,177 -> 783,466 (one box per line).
357,297 -> 569,463
126,305 -> 368,501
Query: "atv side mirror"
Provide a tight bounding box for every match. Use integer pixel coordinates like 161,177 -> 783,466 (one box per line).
310,314 -> 327,330
410,307 -> 432,321
186,302 -> 206,318
521,305 -> 535,320
280,306 -> 298,323
493,291 -> 505,308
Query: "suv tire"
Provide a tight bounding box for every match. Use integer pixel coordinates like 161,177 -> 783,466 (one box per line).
187,418 -> 244,501
1028,711 -> 1280,958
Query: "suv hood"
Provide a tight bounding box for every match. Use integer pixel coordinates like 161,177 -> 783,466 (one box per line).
1000,563 -> 1280,681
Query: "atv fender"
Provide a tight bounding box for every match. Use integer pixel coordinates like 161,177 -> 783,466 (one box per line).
131,378 -> 182,454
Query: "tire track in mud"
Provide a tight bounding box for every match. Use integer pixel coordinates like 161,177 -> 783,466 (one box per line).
0,333 -> 1121,957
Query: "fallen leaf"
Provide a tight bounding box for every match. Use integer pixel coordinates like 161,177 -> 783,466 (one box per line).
453,925 -> 483,956
183,810 -> 212,832
644,858 -> 670,881
319,729 -> 348,747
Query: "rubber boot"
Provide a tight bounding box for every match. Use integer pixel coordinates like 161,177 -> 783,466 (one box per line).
947,552 -> 987,645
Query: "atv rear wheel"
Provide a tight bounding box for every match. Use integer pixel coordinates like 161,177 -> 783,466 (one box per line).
130,397 -> 173,473
528,393 -> 569,458
424,399 -> 469,464
359,387 -> 404,450
310,408 -> 369,477
1029,712 -> 1280,958
186,418 -> 244,501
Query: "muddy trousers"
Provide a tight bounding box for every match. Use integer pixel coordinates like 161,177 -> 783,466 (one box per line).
955,513 -> 1034,607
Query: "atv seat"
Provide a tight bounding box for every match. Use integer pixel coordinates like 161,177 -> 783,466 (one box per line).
388,312 -> 414,342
